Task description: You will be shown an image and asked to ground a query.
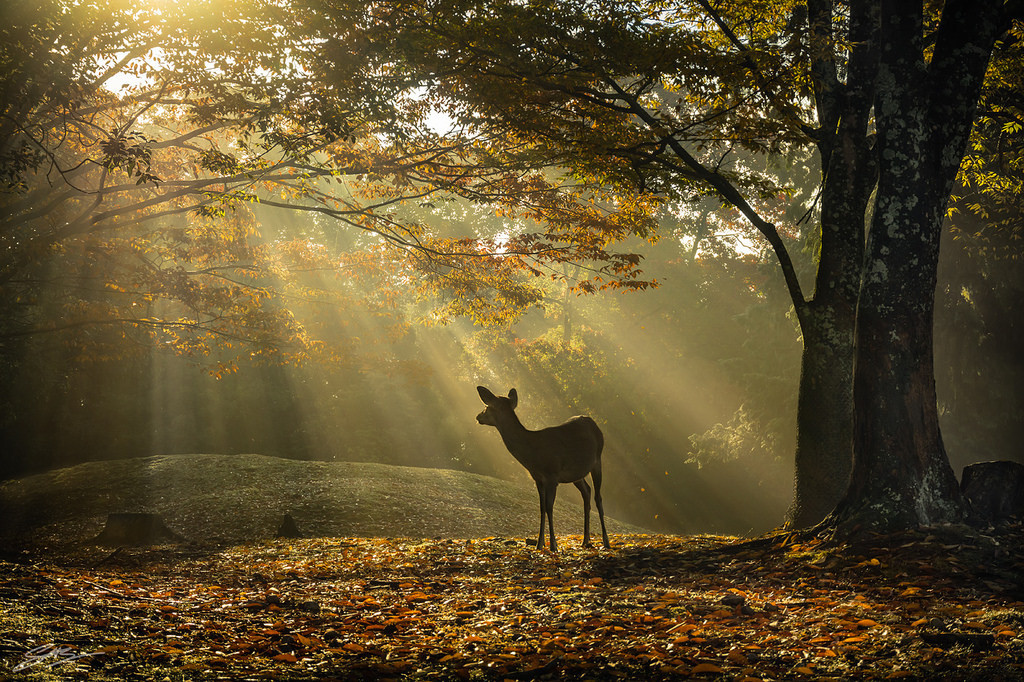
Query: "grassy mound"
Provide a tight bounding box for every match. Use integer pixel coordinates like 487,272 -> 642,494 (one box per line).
0,454 -> 644,548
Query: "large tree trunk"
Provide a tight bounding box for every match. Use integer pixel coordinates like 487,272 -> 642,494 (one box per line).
825,0 -> 1005,533
837,259 -> 965,530
789,304 -> 855,527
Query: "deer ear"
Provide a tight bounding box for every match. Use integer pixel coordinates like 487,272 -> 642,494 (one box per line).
477,386 -> 497,404
508,388 -> 518,408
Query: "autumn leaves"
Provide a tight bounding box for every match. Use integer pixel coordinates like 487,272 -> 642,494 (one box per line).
3,529 -> 1022,679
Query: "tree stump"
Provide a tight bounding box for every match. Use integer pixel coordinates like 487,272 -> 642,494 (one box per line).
92,513 -> 184,546
961,461 -> 1024,525
276,513 -> 303,538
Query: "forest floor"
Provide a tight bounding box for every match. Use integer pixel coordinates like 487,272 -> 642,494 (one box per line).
1,525 -> 1023,681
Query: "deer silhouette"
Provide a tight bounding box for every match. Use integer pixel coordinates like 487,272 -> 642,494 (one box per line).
476,386 -> 610,552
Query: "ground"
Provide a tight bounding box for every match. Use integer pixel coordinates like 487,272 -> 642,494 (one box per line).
1,525 -> 1022,680
0,454 -> 645,546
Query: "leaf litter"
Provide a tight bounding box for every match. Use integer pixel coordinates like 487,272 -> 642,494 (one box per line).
1,525 -> 1022,680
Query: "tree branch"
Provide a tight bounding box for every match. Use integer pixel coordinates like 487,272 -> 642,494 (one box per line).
692,0 -> 818,141
607,80 -> 809,322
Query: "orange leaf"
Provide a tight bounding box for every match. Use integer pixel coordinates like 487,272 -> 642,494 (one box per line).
691,663 -> 723,673
272,653 -> 298,663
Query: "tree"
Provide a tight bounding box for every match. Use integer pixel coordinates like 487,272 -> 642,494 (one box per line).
2,0 -> 664,477
0,0 -> 658,366
1,0 -> 390,366
315,0 -> 1022,530
827,0 -> 1012,531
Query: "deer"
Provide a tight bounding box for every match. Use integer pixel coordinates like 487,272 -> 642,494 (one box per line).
475,386 -> 611,552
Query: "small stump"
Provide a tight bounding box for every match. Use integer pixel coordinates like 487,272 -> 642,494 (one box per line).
276,513 -> 303,538
961,460 -> 1024,525
92,513 -> 184,546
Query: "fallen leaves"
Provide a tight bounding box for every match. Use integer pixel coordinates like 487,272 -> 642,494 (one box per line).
0,526 -> 1022,680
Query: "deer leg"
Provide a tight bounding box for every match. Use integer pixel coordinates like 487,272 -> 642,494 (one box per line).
544,481 -> 559,552
592,468 -> 611,549
573,479 -> 592,548
534,480 -> 546,550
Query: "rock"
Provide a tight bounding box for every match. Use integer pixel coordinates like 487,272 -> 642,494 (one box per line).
961,461 -> 1024,525
276,513 -> 303,538
298,600 -> 321,614
720,592 -> 746,607
92,512 -> 184,546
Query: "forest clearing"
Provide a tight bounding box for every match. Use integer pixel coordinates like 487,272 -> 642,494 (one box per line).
4,1 -> 1024,678
2,456 -> 1022,680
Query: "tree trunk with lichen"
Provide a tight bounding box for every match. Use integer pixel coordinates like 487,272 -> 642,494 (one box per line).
836,240 -> 966,530
789,303 -> 856,528
787,13 -> 873,526
825,0 -> 1005,533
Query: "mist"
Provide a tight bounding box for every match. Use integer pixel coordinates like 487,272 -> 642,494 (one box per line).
3,186 -> 1017,539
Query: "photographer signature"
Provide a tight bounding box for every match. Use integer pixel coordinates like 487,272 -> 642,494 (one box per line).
12,643 -> 102,672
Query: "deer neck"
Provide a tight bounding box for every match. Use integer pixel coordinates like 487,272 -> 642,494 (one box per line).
494,412 -> 536,464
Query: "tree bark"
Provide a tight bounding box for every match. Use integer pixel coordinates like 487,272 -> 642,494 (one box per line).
838,270 -> 965,530
789,303 -> 855,527
826,0 -> 1006,533
784,0 -> 876,528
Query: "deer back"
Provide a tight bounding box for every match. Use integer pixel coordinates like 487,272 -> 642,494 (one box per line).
521,416 -> 603,483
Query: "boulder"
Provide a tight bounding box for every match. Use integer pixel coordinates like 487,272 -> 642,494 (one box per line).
276,513 -> 303,538
92,512 -> 184,546
960,461 -> 1024,525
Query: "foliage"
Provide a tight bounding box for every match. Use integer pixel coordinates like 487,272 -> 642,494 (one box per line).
1,528 -> 1022,679
0,0 -> 658,375
326,0 -> 812,309
688,405 -> 781,467
951,22 -> 1024,258
935,24 -> 1024,468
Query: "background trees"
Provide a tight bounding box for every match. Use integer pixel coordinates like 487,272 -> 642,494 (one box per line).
936,26 -> 1024,466
2,0 -> 1021,536
312,0 -> 1023,530
0,0 -> 655,474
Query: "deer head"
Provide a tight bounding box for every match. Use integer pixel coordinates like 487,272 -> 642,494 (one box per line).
476,386 -> 517,426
